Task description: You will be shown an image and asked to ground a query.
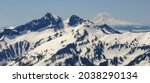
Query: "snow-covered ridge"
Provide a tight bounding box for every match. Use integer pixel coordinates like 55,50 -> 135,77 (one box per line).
0,26 -> 15,32
0,12 -> 149,66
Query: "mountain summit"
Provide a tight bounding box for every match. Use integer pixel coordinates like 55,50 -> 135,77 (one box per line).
68,15 -> 85,27
92,12 -> 139,25
15,13 -> 64,32
0,13 -> 64,39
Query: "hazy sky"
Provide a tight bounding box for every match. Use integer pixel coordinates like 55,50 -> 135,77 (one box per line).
0,0 -> 150,26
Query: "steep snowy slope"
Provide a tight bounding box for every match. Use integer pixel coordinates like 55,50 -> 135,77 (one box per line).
0,13 -> 64,63
0,13 -> 149,66
6,24 -> 150,66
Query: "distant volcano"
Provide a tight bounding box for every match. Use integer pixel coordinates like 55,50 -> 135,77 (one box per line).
92,12 -> 139,25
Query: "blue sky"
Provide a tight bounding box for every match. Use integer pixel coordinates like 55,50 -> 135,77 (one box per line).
0,0 -> 150,26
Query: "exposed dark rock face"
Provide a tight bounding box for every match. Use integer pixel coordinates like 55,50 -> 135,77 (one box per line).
68,15 -> 85,27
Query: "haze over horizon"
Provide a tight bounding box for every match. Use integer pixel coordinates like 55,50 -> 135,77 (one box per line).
0,0 -> 150,26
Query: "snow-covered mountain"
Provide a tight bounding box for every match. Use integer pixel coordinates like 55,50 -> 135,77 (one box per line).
0,26 -> 15,32
0,13 -> 150,66
92,12 -> 139,25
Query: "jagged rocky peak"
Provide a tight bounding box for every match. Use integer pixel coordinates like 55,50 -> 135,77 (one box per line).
15,12 -> 64,32
0,13 -> 64,39
44,12 -> 53,18
68,15 -> 85,27
43,12 -> 60,21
